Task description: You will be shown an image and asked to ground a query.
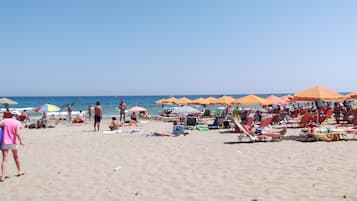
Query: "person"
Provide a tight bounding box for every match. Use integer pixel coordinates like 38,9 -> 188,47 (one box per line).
150,121 -> 187,137
0,113 -> 24,182
3,109 -> 11,119
94,101 -> 102,132
139,111 -> 150,119
88,105 -> 92,121
333,102 -> 341,124
67,104 -> 73,122
49,114 -> 56,121
119,100 -> 127,122
130,112 -> 137,122
306,126 -> 341,142
37,112 -> 47,128
20,110 -> 30,122
109,117 -> 120,131
72,110 -> 84,123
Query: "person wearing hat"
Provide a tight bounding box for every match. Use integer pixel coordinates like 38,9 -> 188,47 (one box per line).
0,112 -> 24,182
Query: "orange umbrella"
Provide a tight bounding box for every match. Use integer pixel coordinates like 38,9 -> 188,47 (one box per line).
346,91 -> 357,99
234,94 -> 272,106
294,85 -> 346,102
165,97 -> 177,104
214,96 -> 235,105
265,95 -> 287,105
174,97 -> 192,105
190,98 -> 210,105
155,98 -> 169,104
205,97 -> 217,104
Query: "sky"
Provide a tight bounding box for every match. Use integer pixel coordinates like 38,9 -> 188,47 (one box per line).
1,0 -> 357,96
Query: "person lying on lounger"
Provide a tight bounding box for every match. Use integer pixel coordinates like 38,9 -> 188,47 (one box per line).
242,121 -> 287,136
151,121 -> 188,137
305,126 -> 341,142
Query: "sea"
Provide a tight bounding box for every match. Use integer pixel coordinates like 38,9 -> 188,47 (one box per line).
1,93 -> 296,120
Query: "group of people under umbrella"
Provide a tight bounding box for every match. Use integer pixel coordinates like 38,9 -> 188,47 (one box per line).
155,85 -> 357,126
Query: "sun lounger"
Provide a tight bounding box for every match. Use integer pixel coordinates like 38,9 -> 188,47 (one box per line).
234,122 -> 287,142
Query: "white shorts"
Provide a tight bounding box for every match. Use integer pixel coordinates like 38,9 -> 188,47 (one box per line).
1,144 -> 19,150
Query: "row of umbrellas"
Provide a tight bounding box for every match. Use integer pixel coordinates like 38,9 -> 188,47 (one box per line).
156,85 -> 357,106
1,85 -> 356,113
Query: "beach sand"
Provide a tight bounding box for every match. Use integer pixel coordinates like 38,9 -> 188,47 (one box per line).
1,119 -> 357,201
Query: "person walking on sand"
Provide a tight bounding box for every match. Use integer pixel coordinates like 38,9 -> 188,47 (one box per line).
119,100 -> 127,122
94,101 -> 103,132
0,113 -> 24,182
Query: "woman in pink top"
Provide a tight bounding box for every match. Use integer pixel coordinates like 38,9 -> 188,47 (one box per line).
0,113 -> 24,182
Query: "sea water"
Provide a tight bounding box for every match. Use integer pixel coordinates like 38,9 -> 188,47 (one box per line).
1,94 -> 291,119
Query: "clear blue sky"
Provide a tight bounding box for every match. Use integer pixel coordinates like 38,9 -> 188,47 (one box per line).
1,0 -> 356,96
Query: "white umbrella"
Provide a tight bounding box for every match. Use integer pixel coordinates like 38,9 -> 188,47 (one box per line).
127,106 -> 147,113
172,106 -> 200,115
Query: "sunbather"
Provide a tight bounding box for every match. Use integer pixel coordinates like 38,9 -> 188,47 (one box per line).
150,121 -> 187,137
109,117 -> 120,131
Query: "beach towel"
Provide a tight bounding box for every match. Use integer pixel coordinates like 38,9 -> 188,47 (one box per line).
196,125 -> 209,131
103,130 -> 123,134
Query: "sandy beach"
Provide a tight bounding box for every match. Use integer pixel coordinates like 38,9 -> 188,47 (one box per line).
1,119 -> 356,201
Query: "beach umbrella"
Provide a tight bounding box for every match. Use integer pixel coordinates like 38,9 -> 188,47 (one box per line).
0,97 -> 18,109
294,85 -> 346,102
155,98 -> 169,104
34,104 -> 61,113
172,106 -> 200,115
174,97 -> 192,105
234,94 -> 272,106
190,98 -> 210,105
0,97 -> 18,105
346,91 -> 357,99
280,95 -> 294,103
214,96 -> 235,105
128,106 -> 147,113
205,97 -> 217,104
265,95 -> 287,105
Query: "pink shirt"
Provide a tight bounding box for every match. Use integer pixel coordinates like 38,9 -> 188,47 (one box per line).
1,118 -> 21,145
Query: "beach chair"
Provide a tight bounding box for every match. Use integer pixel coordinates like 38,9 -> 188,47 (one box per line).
235,121 -> 287,142
185,117 -> 197,129
208,116 -> 225,129
286,113 -> 315,128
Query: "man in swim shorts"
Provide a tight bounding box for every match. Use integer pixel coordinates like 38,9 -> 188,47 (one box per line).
94,101 -> 103,132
